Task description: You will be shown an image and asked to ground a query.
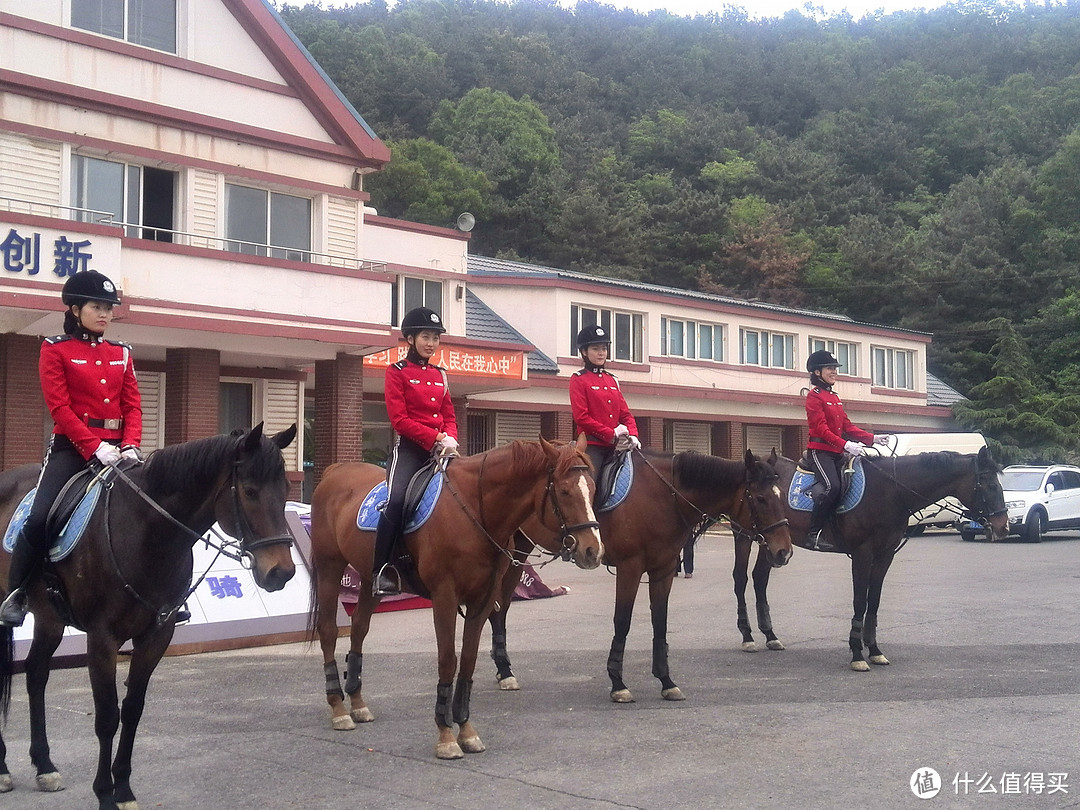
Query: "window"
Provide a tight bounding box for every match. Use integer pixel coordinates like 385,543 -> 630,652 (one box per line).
871,346 -> 915,389
219,381 -> 253,434
72,0 -> 177,53
71,155 -> 175,241
570,305 -> 643,363
660,317 -> 725,362
740,328 -> 795,369
809,338 -> 858,376
391,277 -> 443,326
225,184 -> 311,261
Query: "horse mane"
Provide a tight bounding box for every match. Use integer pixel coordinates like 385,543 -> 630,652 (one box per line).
914,450 -> 973,473
673,450 -> 747,491
141,434 -> 236,495
507,439 -> 583,478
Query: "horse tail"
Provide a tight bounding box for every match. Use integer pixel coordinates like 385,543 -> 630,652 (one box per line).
0,626 -> 12,722
306,560 -> 321,644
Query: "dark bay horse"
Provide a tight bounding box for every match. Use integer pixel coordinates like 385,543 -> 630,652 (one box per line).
733,447 -> 1009,670
0,423 -> 297,809
491,449 -> 793,703
308,436 -> 603,760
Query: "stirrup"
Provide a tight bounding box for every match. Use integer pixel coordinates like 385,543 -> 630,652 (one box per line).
0,589 -> 29,628
806,529 -> 834,552
372,564 -> 401,597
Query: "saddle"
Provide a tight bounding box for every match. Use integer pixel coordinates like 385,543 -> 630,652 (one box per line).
595,450 -> 634,513
2,464 -> 120,562
788,455 -> 866,514
355,458 -> 448,534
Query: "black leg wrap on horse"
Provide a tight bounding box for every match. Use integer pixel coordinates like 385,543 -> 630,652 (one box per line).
343,651 -> 363,696
324,660 -> 344,700
452,679 -> 473,726
651,638 -> 670,680
435,681 -> 454,729
607,642 -> 626,690
849,618 -> 864,654
490,630 -> 512,679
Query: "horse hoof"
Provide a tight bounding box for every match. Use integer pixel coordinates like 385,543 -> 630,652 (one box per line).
0,774 -> 11,793
36,771 -> 63,792
766,639 -> 786,651
498,676 -> 520,691
459,735 -> 486,754
351,707 -> 375,723
117,800 -> 139,810
741,641 -> 758,652
869,654 -> 890,665
850,660 -> 871,672
436,741 -> 465,760
661,686 -> 686,701
331,714 -> 356,731
610,689 -> 634,703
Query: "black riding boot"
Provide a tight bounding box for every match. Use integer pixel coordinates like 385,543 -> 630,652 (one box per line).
806,498 -> 835,552
0,533 -> 40,627
371,517 -> 401,597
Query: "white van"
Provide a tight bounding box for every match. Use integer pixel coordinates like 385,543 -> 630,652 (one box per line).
869,433 -> 989,533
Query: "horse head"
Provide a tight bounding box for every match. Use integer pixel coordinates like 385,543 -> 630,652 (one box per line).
971,445 -> 1009,540
536,435 -> 603,569
739,449 -> 793,567
217,422 -> 298,591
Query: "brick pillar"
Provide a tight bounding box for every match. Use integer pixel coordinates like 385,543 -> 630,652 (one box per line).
712,421 -> 743,459
635,416 -> 664,451
0,333 -> 46,468
452,396 -> 468,453
556,410 -> 575,442
165,348 -> 220,445
783,425 -> 807,459
313,353 -> 364,486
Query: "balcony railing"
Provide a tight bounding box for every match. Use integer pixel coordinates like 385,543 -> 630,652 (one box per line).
1,196 -> 386,274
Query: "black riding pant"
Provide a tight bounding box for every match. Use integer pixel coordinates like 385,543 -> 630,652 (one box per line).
584,443 -> 612,480
808,448 -> 844,513
372,436 -> 431,573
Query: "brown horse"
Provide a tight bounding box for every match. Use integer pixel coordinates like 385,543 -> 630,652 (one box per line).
733,448 -> 1009,669
0,424 -> 297,809
308,436 -> 603,759
490,449 -> 793,702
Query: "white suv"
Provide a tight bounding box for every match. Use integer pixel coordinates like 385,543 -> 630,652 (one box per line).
964,464 -> 1080,543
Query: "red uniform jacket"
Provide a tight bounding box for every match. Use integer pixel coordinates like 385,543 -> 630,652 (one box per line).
570,366 -> 638,447
384,358 -> 457,451
805,385 -> 874,454
40,333 -> 143,460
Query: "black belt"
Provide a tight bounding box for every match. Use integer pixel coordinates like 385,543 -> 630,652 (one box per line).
86,417 -> 123,430
808,436 -> 831,444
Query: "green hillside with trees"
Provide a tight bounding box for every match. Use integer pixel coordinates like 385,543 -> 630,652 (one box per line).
280,0 -> 1080,462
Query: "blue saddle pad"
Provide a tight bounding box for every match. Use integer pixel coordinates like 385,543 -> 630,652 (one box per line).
3,480 -> 104,562
356,472 -> 445,533
597,452 -> 635,513
787,458 -> 866,514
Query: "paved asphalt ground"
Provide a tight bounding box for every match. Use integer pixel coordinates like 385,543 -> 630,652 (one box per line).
3,529 -> 1079,810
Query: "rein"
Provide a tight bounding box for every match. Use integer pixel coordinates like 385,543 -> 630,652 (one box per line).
98,454 -> 293,626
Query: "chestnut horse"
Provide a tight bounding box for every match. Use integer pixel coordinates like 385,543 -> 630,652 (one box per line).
308,436 -> 603,759
733,448 -> 1009,669
0,424 -> 297,809
490,449 -> 793,702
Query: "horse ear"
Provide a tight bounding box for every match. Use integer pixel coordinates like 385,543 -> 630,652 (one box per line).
769,448 -> 779,465
575,433 -> 588,454
273,423 -> 298,450
243,422 -> 265,452
744,448 -> 756,469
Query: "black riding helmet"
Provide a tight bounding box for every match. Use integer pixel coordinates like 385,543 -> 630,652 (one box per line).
61,270 -> 121,307
401,307 -> 446,338
806,349 -> 841,373
576,324 -> 611,352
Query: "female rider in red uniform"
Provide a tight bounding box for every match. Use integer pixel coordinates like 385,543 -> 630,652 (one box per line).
0,270 -> 142,626
569,324 -> 640,476
804,349 -> 885,551
371,307 -> 458,597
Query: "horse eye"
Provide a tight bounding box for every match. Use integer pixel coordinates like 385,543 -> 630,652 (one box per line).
244,486 -> 259,499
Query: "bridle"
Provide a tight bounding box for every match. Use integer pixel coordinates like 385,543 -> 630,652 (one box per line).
539,463 -> 601,561
727,470 -> 791,550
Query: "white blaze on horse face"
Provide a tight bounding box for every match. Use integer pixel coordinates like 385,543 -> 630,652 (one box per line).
578,476 -> 599,525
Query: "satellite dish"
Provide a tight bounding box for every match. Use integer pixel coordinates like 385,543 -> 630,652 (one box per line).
455,212 -> 475,232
